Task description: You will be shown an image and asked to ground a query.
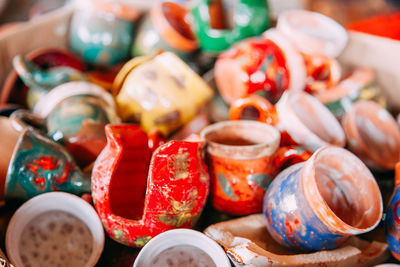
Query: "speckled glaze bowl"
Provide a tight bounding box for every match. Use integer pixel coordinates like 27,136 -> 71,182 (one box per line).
263,146 -> 382,251
342,100 -> 400,170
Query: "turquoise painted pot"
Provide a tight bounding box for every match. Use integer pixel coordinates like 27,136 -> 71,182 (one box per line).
191,0 -> 270,54
69,2 -> 140,66
12,55 -> 86,110
12,81 -> 120,168
0,116 -> 90,202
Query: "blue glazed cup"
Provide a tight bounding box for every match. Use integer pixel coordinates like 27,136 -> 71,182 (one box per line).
263,146 -> 382,251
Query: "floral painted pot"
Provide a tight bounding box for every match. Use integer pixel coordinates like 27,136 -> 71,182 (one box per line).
132,1 -> 198,59
214,35 -> 305,105
386,163 -> 400,260
315,68 -> 386,119
1,47 -> 85,108
12,55 -> 87,110
114,52 -> 213,136
191,0 -> 270,54
13,81 -> 120,168
0,116 -> 90,202
91,124 -> 209,247
342,100 -> 400,170
69,0 -> 141,66
263,146 -> 383,251
230,91 -> 346,152
200,120 -> 311,215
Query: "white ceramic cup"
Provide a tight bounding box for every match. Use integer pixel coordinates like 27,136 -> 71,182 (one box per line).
6,192 -> 105,267
133,229 -> 231,267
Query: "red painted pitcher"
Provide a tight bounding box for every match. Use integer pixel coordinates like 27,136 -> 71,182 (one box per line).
91,124 -> 209,247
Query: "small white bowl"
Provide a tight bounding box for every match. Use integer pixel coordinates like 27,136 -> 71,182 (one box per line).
6,192 -> 104,267
133,229 -> 231,267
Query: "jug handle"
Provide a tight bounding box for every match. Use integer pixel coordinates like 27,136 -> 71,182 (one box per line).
9,109 -> 46,133
230,95 -> 279,125
273,146 -> 312,177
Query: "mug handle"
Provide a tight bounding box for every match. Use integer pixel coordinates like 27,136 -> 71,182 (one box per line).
304,54 -> 341,93
9,109 -> 46,133
273,145 -> 312,177
229,95 -> 279,125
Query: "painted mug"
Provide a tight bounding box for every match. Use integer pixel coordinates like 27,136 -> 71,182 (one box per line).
132,1 -> 198,59
263,146 -> 383,251
113,52 -> 213,136
191,0 -> 270,54
91,124 -> 209,247
386,163 -> 400,260
69,0 -> 140,66
342,100 -> 400,170
200,120 -> 311,215
215,36 -> 305,105
0,116 -> 90,202
11,81 -> 120,168
230,91 -> 346,152
12,55 -> 87,109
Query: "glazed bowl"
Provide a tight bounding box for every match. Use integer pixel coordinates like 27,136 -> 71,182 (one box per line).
133,229 -> 230,267
6,192 -> 104,267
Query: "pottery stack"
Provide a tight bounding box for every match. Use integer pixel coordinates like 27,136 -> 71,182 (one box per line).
0,1 -> 398,267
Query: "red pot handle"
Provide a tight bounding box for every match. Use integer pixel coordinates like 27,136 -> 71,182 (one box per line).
273,145 -> 312,177
229,95 -> 279,125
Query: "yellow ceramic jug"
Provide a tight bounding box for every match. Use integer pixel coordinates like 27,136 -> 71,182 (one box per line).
113,52 -> 213,136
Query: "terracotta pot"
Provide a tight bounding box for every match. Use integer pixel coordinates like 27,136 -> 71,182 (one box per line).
263,146 -> 382,251
132,1 -> 198,59
113,52 -> 213,136
0,116 -> 90,202
91,124 -> 209,247
386,163 -> 400,260
200,120 -> 311,215
342,100 -> 400,170
1,48 -> 85,108
230,91 -> 345,152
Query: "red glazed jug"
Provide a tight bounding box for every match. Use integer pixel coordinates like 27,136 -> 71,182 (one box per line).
91,124 -> 209,247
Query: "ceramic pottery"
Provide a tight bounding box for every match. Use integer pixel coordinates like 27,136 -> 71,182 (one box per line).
214,35 -> 305,105
12,55 -> 87,110
0,116 -> 90,201
386,163 -> 400,260
31,81 -> 119,167
6,192 -> 104,267
132,1 -> 198,59
134,229 -> 230,267
204,214 -> 389,266
1,47 -> 85,107
91,124 -> 209,247
263,146 -> 382,251
191,0 -> 270,54
315,68 -> 386,119
342,100 -> 400,170
200,120 -> 311,215
69,0 -> 140,66
230,91 -> 345,152
264,29 -> 342,94
114,52 -> 213,136
276,10 -> 348,58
